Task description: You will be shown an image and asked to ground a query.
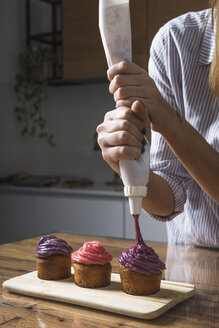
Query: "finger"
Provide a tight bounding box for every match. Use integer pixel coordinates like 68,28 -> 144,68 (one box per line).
131,100 -> 147,121
102,107 -> 145,136
107,61 -> 143,81
98,130 -> 142,150
117,97 -> 147,111
132,100 -> 151,143
116,99 -> 133,108
109,73 -> 144,94
114,86 -> 147,102
102,145 -> 141,163
97,119 -> 144,144
116,97 -> 150,128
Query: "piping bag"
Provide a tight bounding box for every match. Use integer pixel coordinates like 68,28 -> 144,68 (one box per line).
99,0 -> 150,215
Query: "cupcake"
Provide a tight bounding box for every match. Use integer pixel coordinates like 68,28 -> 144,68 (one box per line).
118,215 -> 165,295
71,241 -> 113,288
36,234 -> 73,280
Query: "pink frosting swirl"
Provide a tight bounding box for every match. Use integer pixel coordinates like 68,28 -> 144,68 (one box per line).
71,241 -> 113,265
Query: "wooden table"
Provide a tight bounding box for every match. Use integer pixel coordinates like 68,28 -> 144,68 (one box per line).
0,233 -> 218,327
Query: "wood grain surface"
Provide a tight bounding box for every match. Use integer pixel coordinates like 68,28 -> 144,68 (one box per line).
2,271 -> 195,319
0,233 -> 219,327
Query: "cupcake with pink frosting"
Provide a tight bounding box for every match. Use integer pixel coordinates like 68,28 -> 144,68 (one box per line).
71,241 -> 113,288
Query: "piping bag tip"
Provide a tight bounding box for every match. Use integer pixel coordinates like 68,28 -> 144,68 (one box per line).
124,185 -> 147,215
128,196 -> 143,215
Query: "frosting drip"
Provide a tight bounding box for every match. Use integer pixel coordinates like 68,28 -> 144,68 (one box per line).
118,215 -> 165,275
71,241 -> 113,265
36,234 -> 73,258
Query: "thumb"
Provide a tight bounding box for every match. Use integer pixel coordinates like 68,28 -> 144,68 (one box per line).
131,100 -> 146,121
132,100 -> 151,144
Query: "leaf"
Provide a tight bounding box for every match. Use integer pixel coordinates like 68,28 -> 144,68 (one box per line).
48,135 -> 57,147
17,115 -> 23,121
50,140 -> 57,147
38,132 -> 48,138
14,44 -> 58,147
30,126 -> 36,136
21,127 -> 28,135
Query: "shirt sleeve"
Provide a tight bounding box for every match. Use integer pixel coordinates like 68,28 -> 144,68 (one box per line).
146,24 -> 193,221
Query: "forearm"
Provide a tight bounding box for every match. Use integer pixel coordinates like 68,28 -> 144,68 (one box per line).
160,111 -> 219,204
142,170 -> 175,216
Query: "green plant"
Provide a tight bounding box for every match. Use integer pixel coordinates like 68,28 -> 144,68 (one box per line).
15,45 -> 57,147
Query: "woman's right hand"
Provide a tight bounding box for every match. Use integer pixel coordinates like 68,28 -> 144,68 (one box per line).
96,100 -> 150,175
107,61 -> 176,134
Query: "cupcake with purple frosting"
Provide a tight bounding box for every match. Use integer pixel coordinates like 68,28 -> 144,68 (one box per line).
118,216 -> 165,295
36,234 -> 73,280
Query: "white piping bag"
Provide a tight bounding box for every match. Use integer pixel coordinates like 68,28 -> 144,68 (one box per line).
99,0 -> 150,215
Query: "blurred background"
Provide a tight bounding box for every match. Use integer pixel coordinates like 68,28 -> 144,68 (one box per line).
0,0 -> 209,244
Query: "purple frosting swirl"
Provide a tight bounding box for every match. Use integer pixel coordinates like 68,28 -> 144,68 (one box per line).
118,215 -> 165,275
36,234 -> 73,258
118,242 -> 165,275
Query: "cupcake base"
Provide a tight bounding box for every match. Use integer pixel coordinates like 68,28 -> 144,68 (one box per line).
73,262 -> 111,288
119,264 -> 162,295
36,254 -> 71,280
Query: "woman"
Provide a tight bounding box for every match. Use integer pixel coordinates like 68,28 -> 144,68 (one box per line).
96,1 -> 219,248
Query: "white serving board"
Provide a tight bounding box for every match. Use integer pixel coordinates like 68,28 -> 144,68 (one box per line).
2,269 -> 195,319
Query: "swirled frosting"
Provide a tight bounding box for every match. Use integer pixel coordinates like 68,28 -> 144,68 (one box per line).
71,241 -> 113,265
36,234 -> 73,258
118,215 -> 165,275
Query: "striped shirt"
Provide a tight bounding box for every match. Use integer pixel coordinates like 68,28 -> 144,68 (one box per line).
147,9 -> 219,248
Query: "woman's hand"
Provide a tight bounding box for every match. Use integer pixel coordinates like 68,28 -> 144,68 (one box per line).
107,61 -> 175,133
107,62 -> 219,203
96,100 -> 150,176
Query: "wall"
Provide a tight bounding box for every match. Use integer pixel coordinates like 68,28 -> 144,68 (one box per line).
0,1 -> 168,244
0,0 -> 115,183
